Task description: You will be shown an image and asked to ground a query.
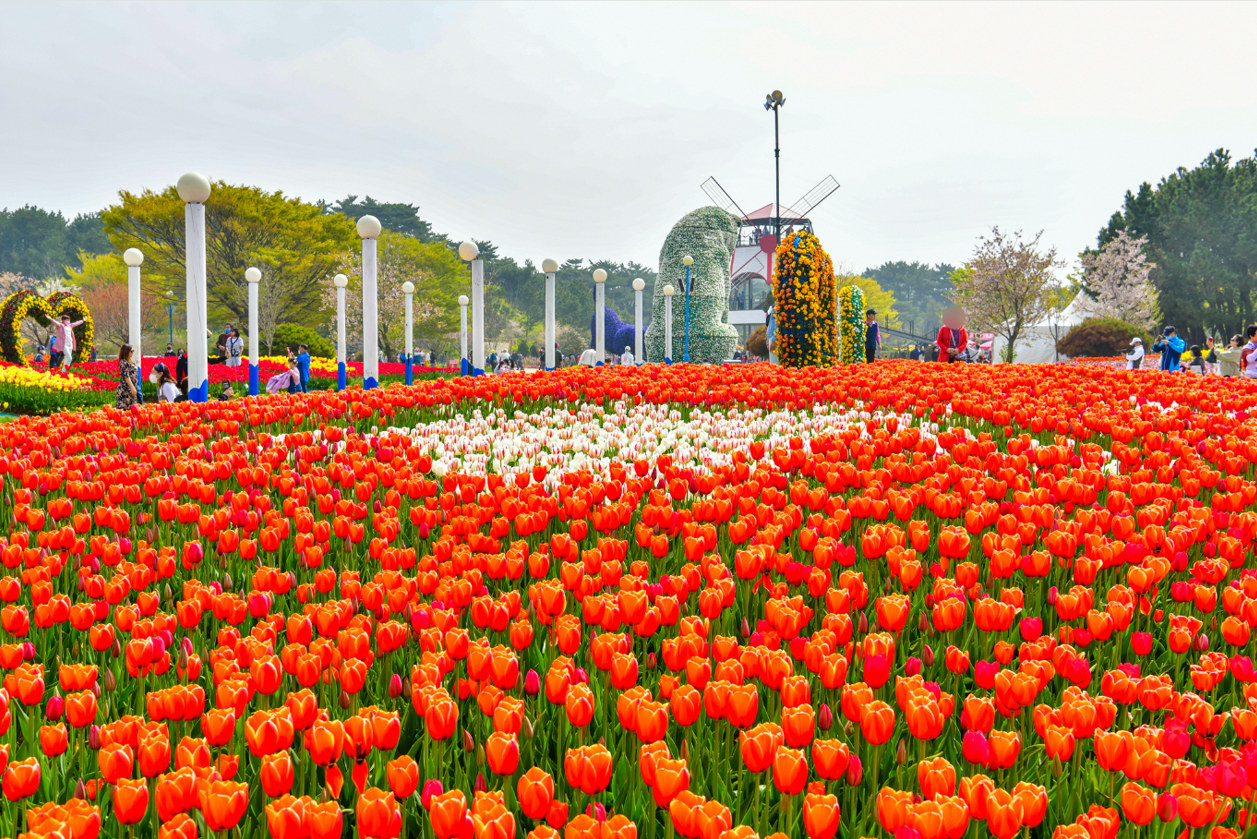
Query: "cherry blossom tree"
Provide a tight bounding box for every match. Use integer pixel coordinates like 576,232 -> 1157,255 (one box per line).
1077,230 -> 1159,330
951,227 -> 1062,363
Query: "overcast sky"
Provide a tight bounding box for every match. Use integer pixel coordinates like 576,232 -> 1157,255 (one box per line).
2,1 -> 1255,275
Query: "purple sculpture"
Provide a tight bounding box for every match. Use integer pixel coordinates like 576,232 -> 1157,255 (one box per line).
590,286 -> 640,355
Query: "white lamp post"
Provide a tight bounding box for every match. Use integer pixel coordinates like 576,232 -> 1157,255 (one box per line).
244,267 -> 262,395
663,284 -> 675,364
682,255 -> 694,364
632,278 -> 645,365
402,280 -> 415,385
357,215 -> 382,388
542,258 -> 558,371
122,248 -> 143,397
593,268 -> 607,366
333,273 -> 348,391
459,241 -> 484,375
458,294 -> 469,376
177,172 -> 211,402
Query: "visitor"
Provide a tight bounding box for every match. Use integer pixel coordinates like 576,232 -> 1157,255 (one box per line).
378,348 -> 385,364
34,345 -> 45,364
89,345 -> 97,363
494,356 -> 512,374
217,383 -> 234,401
267,358 -> 299,394
175,349 -> 188,396
115,344 -> 139,410
53,314 -> 85,372
865,309 -> 881,362
622,345 -> 635,366
1151,326 -> 1185,371
165,343 -> 174,356
488,351 -> 498,371
765,305 -> 777,365
151,362 -> 181,403
225,328 -> 244,367
1125,337 -> 1145,370
296,345 -> 311,391
936,306 -> 968,363
216,324 -> 231,362
578,348 -> 597,367
48,335 -> 60,370
1218,335 -> 1243,377
1185,344 -> 1208,375
1205,336 -> 1219,367
1241,326 -> 1257,379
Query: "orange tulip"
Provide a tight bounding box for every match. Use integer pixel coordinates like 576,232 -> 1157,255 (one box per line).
772,746 -> 807,795
918,757 -> 956,800
114,777 -> 149,824
517,767 -> 554,820
199,780 -> 248,832
430,790 -> 470,839
1120,782 -> 1156,826
803,792 -> 840,839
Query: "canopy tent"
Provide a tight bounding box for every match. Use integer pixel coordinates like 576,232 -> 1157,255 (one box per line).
990,294 -> 1086,364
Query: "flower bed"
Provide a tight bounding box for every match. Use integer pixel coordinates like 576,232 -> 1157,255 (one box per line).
2,362 -> 1257,837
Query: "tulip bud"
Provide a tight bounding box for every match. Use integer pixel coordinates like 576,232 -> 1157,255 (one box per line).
222,573 -> 233,592
896,738 -> 907,765
923,645 -> 935,667
338,690 -> 351,710
88,725 -> 101,750
1196,633 -> 1210,652
476,743 -> 485,766
741,617 -> 751,639
845,755 -> 863,786
521,716 -> 535,741
73,778 -> 86,800
645,653 -> 657,671
474,772 -> 486,794
858,612 -> 869,635
103,670 -> 116,692
463,729 -> 475,752
918,611 -> 928,633
681,738 -> 689,763
904,657 -> 922,677
45,694 -> 64,720
587,802 -> 607,822
23,642 -> 36,661
817,704 -> 833,732
573,667 -> 588,685
524,670 -> 540,696
388,673 -> 404,699
421,780 -> 443,810
1157,793 -> 1178,822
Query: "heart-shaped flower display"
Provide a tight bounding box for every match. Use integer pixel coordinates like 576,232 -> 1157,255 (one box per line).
0,289 -> 94,366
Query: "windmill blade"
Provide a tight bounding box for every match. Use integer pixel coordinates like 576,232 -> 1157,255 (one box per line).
789,175 -> 841,219
701,177 -> 751,222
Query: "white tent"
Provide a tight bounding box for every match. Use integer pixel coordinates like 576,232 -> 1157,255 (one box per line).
991,294 -> 1087,364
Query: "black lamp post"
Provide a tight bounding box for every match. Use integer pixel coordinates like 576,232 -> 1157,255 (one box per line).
763,90 -> 786,241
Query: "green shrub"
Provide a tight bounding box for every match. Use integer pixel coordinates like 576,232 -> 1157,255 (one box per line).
270,324 -> 333,359
1057,318 -> 1153,359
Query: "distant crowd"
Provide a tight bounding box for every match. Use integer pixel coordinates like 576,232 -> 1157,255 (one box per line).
1127,325 -> 1257,377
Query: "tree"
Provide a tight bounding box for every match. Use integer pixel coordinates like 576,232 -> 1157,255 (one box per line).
323,232 -> 465,360
1077,230 -> 1159,330
0,207 -> 109,279
325,196 -> 447,244
101,182 -> 357,341
1041,286 -> 1077,363
951,227 -> 1061,363
834,275 -> 898,329
861,261 -> 955,337
1099,149 -> 1257,340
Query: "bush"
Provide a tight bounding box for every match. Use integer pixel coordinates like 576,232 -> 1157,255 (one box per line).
746,326 -> 769,359
269,324 -> 333,359
1056,318 -> 1154,359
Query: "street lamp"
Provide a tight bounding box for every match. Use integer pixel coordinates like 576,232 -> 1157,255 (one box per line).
165,290 -> 174,348
764,90 -> 786,243
402,280 -> 415,385
177,171 -> 211,402
542,258 -> 558,371
593,268 -> 607,366
123,248 -> 143,397
245,267 -> 262,395
459,241 -> 484,375
458,294 -> 470,376
357,214 -> 383,389
333,273 -> 348,391
682,256 -> 693,363
632,278 -> 645,364
662,284 -> 675,364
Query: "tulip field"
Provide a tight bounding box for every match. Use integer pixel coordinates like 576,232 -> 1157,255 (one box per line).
6,361 -> 1257,839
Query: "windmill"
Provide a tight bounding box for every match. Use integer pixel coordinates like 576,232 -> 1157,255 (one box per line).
701,175 -> 840,342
